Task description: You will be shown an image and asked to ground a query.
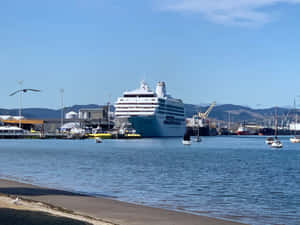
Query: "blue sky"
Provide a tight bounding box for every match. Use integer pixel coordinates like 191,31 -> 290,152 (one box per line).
1,0 -> 300,109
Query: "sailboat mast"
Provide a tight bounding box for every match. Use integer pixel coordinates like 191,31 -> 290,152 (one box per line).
296,99 -> 298,136
198,118 -> 200,137
275,107 -> 278,138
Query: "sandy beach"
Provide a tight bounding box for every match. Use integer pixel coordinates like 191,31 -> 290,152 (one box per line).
0,194 -> 110,225
0,178 -> 246,225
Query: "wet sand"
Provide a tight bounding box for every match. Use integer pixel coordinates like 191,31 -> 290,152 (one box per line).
0,178 -> 246,225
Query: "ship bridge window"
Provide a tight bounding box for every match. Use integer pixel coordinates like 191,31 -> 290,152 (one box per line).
124,94 -> 155,98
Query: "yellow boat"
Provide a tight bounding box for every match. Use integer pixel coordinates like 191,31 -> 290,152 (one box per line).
30,128 -> 39,133
124,133 -> 141,138
88,133 -> 112,139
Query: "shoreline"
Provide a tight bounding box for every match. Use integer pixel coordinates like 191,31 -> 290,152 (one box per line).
0,178 -> 246,225
0,194 -> 111,225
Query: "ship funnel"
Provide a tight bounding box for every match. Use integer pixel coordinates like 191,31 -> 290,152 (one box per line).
156,81 -> 166,98
140,80 -> 149,91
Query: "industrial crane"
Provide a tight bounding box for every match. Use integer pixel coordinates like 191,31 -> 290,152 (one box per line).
187,101 -> 216,128
198,101 -> 216,119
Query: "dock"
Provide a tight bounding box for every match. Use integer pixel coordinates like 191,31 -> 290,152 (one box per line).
0,133 -> 68,139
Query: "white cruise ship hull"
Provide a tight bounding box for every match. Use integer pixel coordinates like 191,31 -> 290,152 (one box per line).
115,81 -> 186,138
128,115 -> 185,137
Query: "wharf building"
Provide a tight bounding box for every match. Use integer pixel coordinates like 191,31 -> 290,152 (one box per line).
0,115 -> 44,132
44,106 -> 113,133
0,106 -> 113,134
78,107 -> 113,130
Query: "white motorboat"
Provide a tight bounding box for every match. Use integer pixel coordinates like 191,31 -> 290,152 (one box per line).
0,126 -> 25,135
95,137 -> 102,143
182,131 -> 191,145
182,140 -> 191,145
194,136 -> 202,142
265,137 -> 274,145
290,136 -> 300,143
271,140 -> 283,148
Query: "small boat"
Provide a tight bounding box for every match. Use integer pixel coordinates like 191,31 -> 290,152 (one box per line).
88,132 -> 112,139
69,127 -> 86,139
265,137 -> 274,145
271,140 -> 283,148
194,136 -> 202,142
182,131 -> 191,145
236,124 -> 249,135
269,107 -> 283,149
193,123 -> 202,142
290,99 -> 300,143
290,136 -> 300,143
95,137 -> 102,143
120,127 -> 142,139
0,126 -> 25,136
182,140 -> 191,145
124,133 -> 142,138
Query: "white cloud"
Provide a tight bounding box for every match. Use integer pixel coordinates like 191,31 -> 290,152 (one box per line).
160,0 -> 300,26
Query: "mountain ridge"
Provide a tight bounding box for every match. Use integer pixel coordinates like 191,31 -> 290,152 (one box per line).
0,104 -> 295,122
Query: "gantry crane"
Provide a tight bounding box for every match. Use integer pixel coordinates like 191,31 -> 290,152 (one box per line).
198,101 -> 216,119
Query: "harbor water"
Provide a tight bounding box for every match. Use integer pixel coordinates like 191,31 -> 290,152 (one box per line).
0,137 -> 299,225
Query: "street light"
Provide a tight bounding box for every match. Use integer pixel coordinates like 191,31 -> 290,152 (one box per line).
18,80 -> 23,128
60,88 -> 64,132
107,93 -> 111,130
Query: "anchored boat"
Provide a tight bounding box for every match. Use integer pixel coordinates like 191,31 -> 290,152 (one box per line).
271,139 -> 283,148
182,131 -> 191,145
290,98 -> 300,143
290,136 -> 300,143
95,137 -> 102,143
270,107 -> 283,149
265,137 -> 274,145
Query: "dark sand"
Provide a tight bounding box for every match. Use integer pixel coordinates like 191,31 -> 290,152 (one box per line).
0,208 -> 92,225
0,179 -> 246,225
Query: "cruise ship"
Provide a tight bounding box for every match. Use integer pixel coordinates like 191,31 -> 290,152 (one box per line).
115,81 -> 185,137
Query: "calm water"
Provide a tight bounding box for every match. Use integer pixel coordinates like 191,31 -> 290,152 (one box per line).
0,137 -> 299,225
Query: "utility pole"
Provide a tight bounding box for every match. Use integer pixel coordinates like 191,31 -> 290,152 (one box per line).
10,84 -> 41,129
275,107 -> 278,137
107,94 -> 111,130
60,89 -> 64,132
107,102 -> 110,130
18,80 -> 23,128
228,111 -> 231,131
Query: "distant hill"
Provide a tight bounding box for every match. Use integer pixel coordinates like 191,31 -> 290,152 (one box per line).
0,104 -> 102,119
185,104 -> 292,123
0,104 -> 295,123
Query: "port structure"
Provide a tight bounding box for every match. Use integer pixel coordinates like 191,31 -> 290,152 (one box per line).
197,101 -> 216,120
186,101 -> 217,137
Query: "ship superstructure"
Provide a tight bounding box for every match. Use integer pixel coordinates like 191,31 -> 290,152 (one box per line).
115,81 -> 185,137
